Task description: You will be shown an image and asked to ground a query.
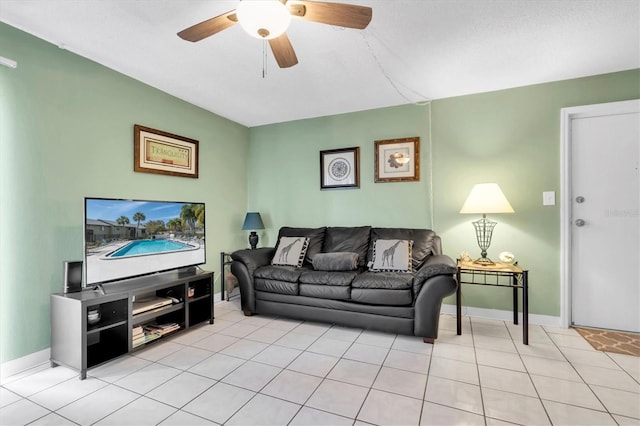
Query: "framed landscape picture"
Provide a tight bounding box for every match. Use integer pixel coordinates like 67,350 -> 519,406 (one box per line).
134,124 -> 199,178
374,137 -> 420,183
320,147 -> 360,190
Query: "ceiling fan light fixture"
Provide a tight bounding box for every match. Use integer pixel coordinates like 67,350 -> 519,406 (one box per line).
236,0 -> 291,40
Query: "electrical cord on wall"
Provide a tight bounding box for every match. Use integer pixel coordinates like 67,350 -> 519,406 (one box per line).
360,29 -> 437,229
428,102 -> 435,230
360,30 -> 432,106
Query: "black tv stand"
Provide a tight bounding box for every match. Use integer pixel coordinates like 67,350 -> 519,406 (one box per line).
50,269 -> 214,379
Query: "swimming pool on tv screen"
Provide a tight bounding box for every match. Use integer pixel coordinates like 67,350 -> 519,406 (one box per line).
109,240 -> 195,257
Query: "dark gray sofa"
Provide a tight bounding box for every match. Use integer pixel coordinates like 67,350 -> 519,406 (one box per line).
230,226 -> 457,343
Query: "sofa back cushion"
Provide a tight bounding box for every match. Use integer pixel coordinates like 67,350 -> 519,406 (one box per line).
367,228 -> 436,271
277,227 -> 326,264
322,226 -> 371,266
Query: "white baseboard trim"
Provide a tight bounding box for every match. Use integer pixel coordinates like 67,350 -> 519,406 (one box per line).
1,348 -> 50,381
441,303 -> 563,327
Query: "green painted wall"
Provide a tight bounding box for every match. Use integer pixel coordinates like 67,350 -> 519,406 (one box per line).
0,23 -> 249,364
431,70 -> 640,315
2,19 -> 639,366
248,104 -> 433,248
248,69 -> 640,317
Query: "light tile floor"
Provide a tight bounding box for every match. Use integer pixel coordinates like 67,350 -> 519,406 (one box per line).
1,299 -> 639,425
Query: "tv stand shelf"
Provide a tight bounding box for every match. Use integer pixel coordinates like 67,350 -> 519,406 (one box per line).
50,269 -> 214,379
132,302 -> 185,324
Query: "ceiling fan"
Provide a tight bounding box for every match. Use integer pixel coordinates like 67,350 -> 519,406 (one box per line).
178,0 -> 373,68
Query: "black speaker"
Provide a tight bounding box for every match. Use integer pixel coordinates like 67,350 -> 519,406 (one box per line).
63,261 -> 83,293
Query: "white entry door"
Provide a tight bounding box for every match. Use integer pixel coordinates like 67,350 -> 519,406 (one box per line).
567,100 -> 640,332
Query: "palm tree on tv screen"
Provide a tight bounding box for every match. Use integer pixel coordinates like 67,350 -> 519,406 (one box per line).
195,204 -> 205,227
133,212 -> 146,238
180,205 -> 197,235
167,218 -> 182,233
115,216 -> 130,241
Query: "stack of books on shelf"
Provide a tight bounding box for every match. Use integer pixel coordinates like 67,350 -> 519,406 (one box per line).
132,325 -> 161,348
143,322 -> 180,336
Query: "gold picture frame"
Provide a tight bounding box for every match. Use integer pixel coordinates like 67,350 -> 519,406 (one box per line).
134,124 -> 199,178
374,137 -> 420,183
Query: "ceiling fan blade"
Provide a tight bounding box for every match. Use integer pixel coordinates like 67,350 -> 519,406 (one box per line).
288,1 -> 372,29
268,33 -> 299,68
178,10 -> 238,42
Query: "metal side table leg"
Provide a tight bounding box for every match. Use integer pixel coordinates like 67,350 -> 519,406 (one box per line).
523,271 -> 529,345
456,268 -> 462,335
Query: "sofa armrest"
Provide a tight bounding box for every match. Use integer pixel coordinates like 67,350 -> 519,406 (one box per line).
413,254 -> 457,295
231,247 -> 275,270
411,254 -> 457,340
413,273 -> 458,339
230,248 -> 275,314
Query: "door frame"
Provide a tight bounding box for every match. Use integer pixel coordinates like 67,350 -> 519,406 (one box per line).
560,99 -> 640,328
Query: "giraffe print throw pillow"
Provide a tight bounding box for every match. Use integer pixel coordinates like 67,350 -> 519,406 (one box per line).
368,239 -> 413,273
272,236 -> 310,268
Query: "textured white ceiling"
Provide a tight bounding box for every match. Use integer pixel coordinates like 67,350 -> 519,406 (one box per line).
1,0 -> 639,127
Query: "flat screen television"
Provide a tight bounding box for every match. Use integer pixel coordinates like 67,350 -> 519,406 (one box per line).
84,197 -> 206,285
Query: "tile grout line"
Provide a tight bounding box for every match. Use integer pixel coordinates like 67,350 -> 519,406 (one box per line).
4,305 -> 639,425
539,325 -> 631,422
468,316 -> 488,425
516,320 -> 555,425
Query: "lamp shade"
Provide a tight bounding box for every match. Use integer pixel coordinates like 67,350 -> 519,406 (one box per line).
460,183 -> 515,214
242,212 -> 265,230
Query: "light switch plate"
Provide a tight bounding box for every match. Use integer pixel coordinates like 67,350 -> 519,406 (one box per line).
543,191 -> 556,206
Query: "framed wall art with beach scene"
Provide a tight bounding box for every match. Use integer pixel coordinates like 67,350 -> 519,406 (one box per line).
134,124 -> 199,178
320,147 -> 360,190
374,137 -> 420,183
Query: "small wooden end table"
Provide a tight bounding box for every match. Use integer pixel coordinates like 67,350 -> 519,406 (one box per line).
456,259 -> 529,345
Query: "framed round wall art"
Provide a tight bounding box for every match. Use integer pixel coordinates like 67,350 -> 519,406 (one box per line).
319,146 -> 360,190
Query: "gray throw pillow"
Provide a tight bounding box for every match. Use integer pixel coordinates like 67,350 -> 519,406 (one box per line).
312,252 -> 359,271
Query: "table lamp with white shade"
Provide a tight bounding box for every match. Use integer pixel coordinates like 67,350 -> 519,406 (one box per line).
460,183 -> 514,265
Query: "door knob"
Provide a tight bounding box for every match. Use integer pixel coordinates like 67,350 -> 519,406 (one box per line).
576,196 -> 585,203
575,219 -> 586,227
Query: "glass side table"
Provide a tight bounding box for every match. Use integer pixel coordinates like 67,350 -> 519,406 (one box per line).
456,259 -> 529,345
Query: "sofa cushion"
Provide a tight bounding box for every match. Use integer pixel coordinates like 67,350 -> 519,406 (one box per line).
312,252 -> 359,271
255,265 -> 305,283
299,270 -> 358,286
351,288 -> 413,306
299,284 -> 351,300
322,226 -> 371,266
367,228 -> 437,271
368,239 -> 413,272
352,271 -> 414,306
254,265 -> 304,295
272,237 -> 310,267
255,279 -> 299,295
278,227 -> 326,264
352,272 -> 413,290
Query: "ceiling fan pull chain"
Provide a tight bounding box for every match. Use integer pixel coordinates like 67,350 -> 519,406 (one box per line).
262,39 -> 268,78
